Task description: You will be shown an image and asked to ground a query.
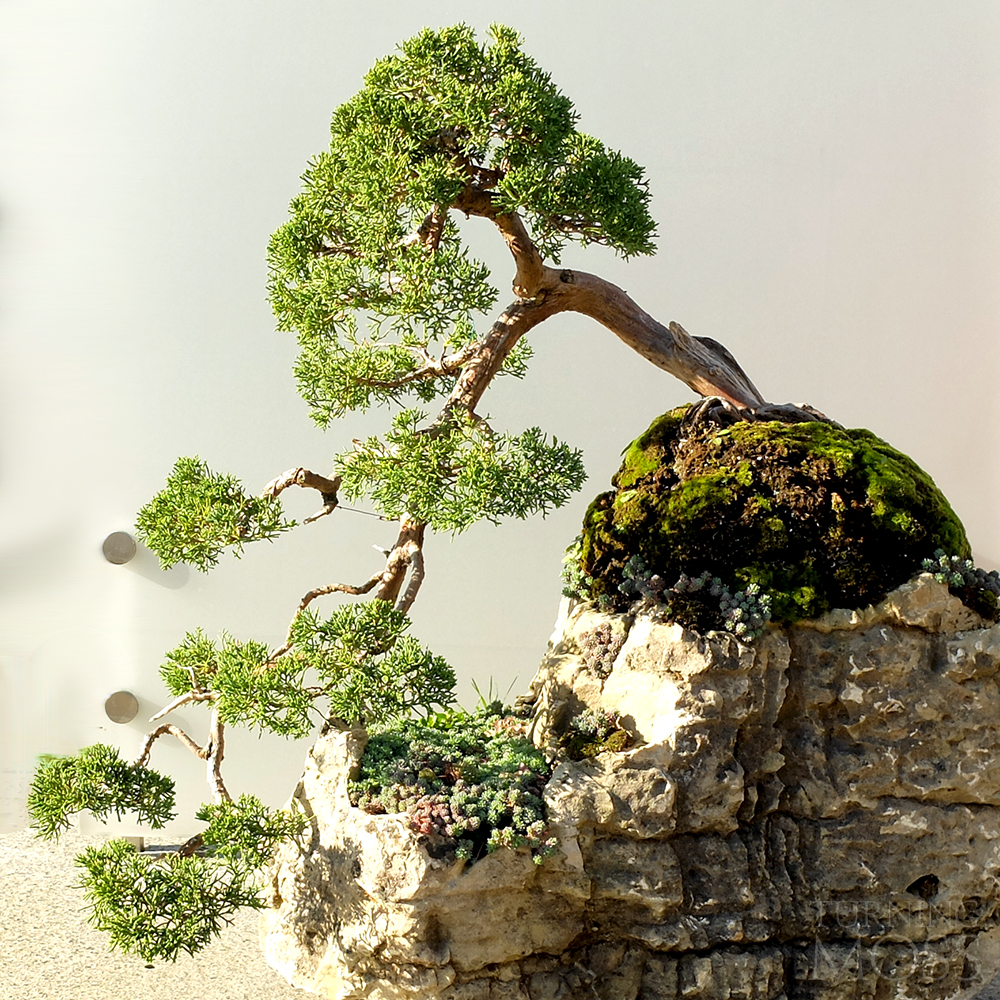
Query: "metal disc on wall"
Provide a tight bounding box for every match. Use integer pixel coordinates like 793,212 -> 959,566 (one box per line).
105,690 -> 139,724
102,531 -> 137,564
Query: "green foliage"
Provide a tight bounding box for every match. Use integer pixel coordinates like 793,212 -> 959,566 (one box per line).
64,796 -> 301,963
267,23 -> 656,424
28,745 -> 175,839
161,604 -> 456,735
196,794 -> 305,870
350,704 -> 555,863
160,629 -> 314,737
289,601 -> 457,724
136,457 -> 294,571
75,840 -> 263,962
338,409 -> 586,531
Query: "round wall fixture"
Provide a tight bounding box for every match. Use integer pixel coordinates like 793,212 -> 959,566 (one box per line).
105,690 -> 139,724
102,531 -> 137,564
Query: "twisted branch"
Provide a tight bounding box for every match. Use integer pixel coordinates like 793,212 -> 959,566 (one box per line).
136,724 -> 207,767
206,708 -> 231,804
149,690 -> 218,723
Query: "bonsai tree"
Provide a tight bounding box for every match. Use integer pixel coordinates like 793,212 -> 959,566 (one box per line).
27,22 -> 782,963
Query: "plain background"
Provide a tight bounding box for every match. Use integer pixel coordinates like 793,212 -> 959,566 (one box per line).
2,1 -> 998,839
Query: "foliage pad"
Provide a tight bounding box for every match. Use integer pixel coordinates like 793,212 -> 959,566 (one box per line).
160,603 -> 456,736
75,796 -> 302,963
136,457 -> 294,571
267,23 -> 656,426
28,745 -> 176,839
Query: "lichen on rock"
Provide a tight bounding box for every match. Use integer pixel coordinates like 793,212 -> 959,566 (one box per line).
573,405 -> 972,624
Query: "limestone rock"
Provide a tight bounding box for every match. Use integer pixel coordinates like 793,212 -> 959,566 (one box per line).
261,575 -> 1000,999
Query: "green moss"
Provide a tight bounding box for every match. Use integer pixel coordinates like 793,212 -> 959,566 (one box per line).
576,407 -> 971,624
613,408 -> 689,490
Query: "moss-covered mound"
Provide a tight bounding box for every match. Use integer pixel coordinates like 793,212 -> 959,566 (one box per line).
576,406 -> 970,624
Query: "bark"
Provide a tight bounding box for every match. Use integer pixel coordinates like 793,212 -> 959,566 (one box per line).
206,708 -> 231,804
149,690 -> 217,723
452,190 -> 765,410
373,516 -> 426,607
137,724 -> 207,767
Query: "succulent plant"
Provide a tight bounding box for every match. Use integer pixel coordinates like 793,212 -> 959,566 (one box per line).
578,621 -> 628,678
350,704 -> 557,864
616,558 -> 772,640
922,549 -> 1000,621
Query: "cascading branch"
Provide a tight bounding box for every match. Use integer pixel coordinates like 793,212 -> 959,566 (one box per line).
29,23 -> 774,963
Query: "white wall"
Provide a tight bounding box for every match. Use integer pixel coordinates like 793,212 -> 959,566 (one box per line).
2,1 -> 997,836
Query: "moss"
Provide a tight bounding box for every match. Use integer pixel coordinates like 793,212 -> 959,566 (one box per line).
577,407 -> 971,624
562,726 -> 632,761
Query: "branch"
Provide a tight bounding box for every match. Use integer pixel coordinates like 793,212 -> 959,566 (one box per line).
443,268 -> 764,413
449,196 -> 765,409
136,725 -> 208,767
262,468 -> 343,523
347,342 -> 478,394
403,205 -> 448,252
206,708 -> 231,804
546,272 -> 764,407
149,690 -> 218,723
452,187 -> 545,300
395,545 -> 424,615
262,468 -> 341,500
373,516 -> 426,606
271,571 -> 384,657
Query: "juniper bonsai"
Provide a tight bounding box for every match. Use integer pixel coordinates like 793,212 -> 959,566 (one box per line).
27,23 -> 803,963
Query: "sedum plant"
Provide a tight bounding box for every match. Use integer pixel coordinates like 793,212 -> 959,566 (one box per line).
28,23 -> 771,962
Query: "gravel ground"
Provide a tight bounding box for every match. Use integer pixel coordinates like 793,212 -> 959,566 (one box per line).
0,827 -> 304,1000
4,826 -> 1000,1000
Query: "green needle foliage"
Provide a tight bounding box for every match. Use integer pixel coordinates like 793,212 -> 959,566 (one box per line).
28,745 -> 176,839
160,603 -> 456,738
75,793 -> 302,965
287,601 -> 457,725
196,794 -> 305,870
338,409 -> 586,531
268,22 -> 656,427
136,457 -> 295,571
76,842 -> 261,963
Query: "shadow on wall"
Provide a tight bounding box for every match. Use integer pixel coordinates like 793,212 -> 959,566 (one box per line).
123,541 -> 189,589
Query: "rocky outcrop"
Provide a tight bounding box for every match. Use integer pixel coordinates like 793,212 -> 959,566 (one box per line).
261,575 -> 1000,999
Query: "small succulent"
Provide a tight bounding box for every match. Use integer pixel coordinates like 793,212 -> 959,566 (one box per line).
579,621 -> 628,678
569,708 -> 618,740
558,708 -> 632,760
349,704 -> 556,865
922,550 -> 1000,621
618,554 -> 668,603
618,558 -> 772,641
923,550 -> 1000,594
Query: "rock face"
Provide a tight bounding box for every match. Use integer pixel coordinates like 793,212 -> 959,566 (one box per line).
261,575 -> 1000,999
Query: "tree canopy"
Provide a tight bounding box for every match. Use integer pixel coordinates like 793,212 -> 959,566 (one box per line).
268,23 -> 658,426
